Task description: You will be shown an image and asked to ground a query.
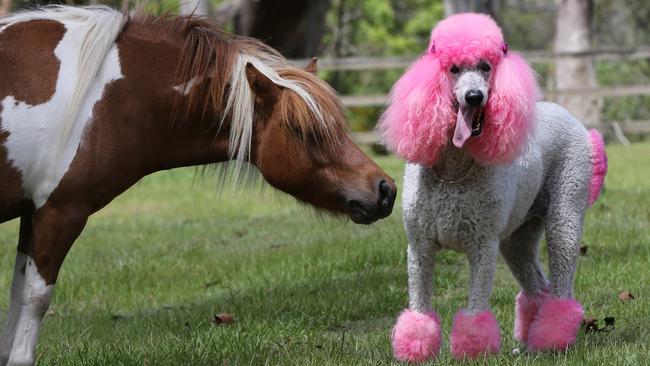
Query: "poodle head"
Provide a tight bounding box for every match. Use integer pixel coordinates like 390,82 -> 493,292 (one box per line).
379,13 -> 541,166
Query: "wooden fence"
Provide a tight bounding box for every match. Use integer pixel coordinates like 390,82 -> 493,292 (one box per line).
292,47 -> 650,144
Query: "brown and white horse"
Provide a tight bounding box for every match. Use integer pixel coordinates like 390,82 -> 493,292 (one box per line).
0,6 -> 396,365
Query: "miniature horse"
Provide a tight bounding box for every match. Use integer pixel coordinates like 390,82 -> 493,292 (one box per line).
0,6 -> 396,365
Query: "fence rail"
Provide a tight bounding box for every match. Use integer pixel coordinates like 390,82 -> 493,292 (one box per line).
291,47 -> 650,71
341,85 -> 650,108
293,47 -> 650,143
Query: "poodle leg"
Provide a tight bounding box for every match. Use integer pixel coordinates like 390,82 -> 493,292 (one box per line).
500,217 -> 550,343
527,205 -> 585,351
391,241 -> 442,363
450,240 -> 500,360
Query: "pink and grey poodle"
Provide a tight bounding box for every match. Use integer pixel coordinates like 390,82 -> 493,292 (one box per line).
379,13 -> 608,362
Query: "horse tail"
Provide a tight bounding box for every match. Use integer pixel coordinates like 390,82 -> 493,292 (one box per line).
587,129 -> 608,206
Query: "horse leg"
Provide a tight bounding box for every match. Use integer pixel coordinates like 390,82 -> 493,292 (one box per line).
526,202 -> 585,352
6,205 -> 87,366
449,240 -> 500,360
0,215 -> 32,366
499,217 -> 550,344
391,234 -> 441,363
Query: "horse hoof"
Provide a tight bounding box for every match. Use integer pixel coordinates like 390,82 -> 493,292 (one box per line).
391,309 -> 441,363
527,297 -> 584,351
450,310 -> 501,360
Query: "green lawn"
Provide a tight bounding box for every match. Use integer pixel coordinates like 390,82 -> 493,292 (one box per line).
0,143 -> 648,365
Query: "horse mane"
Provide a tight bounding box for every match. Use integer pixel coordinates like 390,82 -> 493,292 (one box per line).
130,13 -> 347,179
1,7 -> 345,181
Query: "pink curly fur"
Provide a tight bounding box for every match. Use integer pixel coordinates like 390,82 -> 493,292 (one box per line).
527,298 -> 584,351
379,13 -> 541,166
514,290 -> 549,344
449,310 -> 500,359
391,309 -> 442,363
588,129 -> 607,205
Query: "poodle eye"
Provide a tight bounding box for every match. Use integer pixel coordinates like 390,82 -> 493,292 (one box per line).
450,65 -> 460,74
480,62 -> 491,72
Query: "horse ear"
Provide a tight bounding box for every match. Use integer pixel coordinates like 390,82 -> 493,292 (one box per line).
245,63 -> 281,103
467,52 -> 541,165
305,57 -> 318,74
378,54 -> 454,166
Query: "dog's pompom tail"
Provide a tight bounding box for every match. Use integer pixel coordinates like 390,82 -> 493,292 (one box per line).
588,129 -> 607,206
378,54 -> 455,166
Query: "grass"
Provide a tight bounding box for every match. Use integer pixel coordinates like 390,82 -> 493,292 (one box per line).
0,143 -> 648,365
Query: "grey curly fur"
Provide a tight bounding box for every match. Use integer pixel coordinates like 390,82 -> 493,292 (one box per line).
403,101 -> 593,314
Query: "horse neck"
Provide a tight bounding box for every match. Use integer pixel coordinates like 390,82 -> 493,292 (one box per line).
115,22 -> 233,172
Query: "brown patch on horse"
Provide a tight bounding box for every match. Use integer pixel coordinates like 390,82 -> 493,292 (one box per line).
0,20 -> 64,223
0,20 -> 65,104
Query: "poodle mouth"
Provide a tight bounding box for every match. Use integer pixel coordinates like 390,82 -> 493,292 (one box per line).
471,108 -> 484,137
453,104 -> 484,148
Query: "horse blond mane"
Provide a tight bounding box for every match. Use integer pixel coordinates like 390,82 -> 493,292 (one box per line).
131,13 -> 346,179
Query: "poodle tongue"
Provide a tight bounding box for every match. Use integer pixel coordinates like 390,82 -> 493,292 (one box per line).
453,107 -> 479,148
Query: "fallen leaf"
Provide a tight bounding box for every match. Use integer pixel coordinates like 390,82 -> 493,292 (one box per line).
583,317 -> 599,333
579,245 -> 589,256
583,316 -> 615,333
619,291 -> 635,301
212,313 -> 235,325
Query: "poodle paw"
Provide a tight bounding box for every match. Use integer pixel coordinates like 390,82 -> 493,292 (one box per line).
527,297 -> 584,351
450,310 -> 501,360
391,309 -> 441,363
514,290 -> 549,343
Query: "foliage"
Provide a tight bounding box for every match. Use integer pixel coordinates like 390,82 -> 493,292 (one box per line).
0,144 -> 648,364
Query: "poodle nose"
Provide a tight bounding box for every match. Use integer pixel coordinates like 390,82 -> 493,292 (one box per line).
465,90 -> 484,106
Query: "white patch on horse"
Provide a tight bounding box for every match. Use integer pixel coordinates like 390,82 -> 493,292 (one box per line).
173,76 -> 203,96
5,258 -> 52,366
0,253 -> 27,364
0,11 -> 124,208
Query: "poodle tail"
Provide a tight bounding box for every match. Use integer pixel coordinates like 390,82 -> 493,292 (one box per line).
588,129 -> 608,206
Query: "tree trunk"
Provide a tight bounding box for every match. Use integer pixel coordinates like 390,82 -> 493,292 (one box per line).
179,0 -> 210,16
0,0 -> 12,16
236,0 -> 331,58
554,0 -> 601,128
444,0 -> 496,16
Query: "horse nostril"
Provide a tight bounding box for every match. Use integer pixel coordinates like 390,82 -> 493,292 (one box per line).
465,90 -> 484,106
379,180 -> 391,198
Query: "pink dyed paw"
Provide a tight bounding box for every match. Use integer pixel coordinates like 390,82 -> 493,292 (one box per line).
391,309 -> 441,363
527,297 -> 584,351
450,310 -> 501,360
514,290 -> 549,343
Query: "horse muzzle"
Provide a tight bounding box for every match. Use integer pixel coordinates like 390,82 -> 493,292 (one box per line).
346,178 -> 396,224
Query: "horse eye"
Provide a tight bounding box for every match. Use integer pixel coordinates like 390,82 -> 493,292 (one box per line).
450,65 -> 460,74
480,62 -> 491,72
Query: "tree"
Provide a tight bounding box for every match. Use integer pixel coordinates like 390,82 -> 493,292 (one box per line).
444,0 -> 496,16
554,0 -> 601,128
0,0 -> 12,16
179,0 -> 209,16
235,0 -> 331,58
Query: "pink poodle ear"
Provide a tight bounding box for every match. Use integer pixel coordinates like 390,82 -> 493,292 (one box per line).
378,54 -> 455,166
467,51 -> 541,165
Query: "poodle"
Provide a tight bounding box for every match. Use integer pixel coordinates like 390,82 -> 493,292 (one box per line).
379,13 -> 608,362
